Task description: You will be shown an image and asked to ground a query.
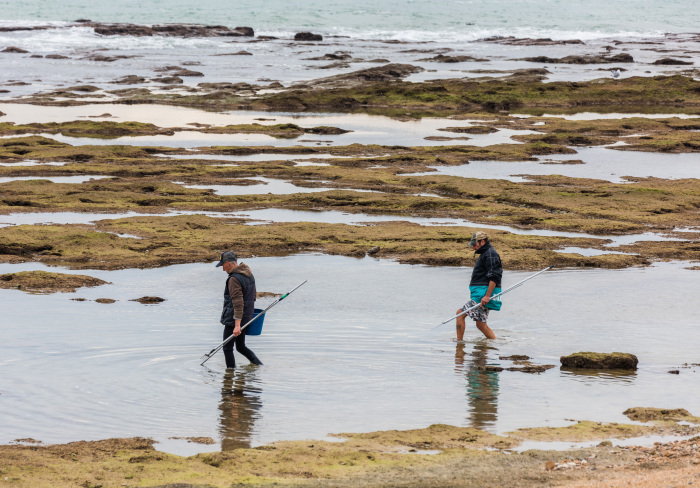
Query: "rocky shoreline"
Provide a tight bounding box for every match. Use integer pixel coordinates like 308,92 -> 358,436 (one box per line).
1,24 -> 699,488
3,410 -> 699,488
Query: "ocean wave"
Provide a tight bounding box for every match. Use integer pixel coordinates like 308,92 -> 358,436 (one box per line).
257,26 -> 670,43
0,18 -> 681,49
0,26 -> 228,52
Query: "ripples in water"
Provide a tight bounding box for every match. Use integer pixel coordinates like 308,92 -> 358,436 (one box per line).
1,256 -> 699,454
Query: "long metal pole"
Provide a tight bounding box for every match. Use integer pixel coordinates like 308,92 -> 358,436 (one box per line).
200,280 -> 307,366
432,266 -> 553,331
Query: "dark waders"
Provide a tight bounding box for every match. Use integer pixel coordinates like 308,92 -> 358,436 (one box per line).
222,327 -> 262,368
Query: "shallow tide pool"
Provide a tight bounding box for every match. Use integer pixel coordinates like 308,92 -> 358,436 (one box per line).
1,255 -> 698,455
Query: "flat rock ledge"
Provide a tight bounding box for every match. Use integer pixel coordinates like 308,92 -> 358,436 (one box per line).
0,271 -> 108,293
623,407 -> 700,423
560,351 -> 638,370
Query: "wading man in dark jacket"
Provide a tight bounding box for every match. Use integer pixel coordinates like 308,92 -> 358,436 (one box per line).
456,231 -> 502,340
216,251 -> 263,369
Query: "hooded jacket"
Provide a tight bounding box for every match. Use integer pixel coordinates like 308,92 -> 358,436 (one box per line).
220,262 -> 256,327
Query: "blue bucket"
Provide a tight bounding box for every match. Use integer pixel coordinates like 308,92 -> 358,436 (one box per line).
245,309 -> 265,336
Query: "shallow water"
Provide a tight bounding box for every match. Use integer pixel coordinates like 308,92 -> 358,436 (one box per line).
226,208 -> 683,247
0,161 -> 67,167
410,148 -> 700,183
34,123 -> 533,149
0,207 -> 683,248
0,175 -> 111,184
1,255 -> 699,455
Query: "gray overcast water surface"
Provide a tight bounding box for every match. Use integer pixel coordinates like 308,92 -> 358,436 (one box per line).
1,256 -> 699,455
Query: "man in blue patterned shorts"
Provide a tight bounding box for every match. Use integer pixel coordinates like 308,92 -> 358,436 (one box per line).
456,231 -> 502,340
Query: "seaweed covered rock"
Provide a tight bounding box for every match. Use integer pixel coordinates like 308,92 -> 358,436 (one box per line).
560,351 -> 638,370
622,407 -> 699,422
131,296 -> 166,304
0,271 -> 108,293
652,58 -> 693,65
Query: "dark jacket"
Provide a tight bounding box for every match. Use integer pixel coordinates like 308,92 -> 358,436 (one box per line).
220,263 -> 256,327
469,242 -> 502,287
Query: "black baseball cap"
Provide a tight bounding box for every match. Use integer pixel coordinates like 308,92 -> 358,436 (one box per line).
215,251 -> 238,267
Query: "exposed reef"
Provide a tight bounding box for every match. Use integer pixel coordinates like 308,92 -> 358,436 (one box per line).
2,417 -> 700,488
0,270 -> 108,293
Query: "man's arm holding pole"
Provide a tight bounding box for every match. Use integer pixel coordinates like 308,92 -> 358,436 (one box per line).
481,280 -> 497,307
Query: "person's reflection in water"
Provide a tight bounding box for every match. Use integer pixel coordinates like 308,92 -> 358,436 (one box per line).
455,340 -> 499,430
218,369 -> 263,450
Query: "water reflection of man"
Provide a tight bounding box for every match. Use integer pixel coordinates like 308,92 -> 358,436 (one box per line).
455,341 -> 499,430
219,370 -> 262,450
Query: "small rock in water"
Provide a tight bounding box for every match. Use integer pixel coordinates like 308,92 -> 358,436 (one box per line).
622,407 -> 696,422
295,32 -> 323,41
560,351 -> 638,370
668,369 -> 680,374
130,296 -> 166,304
169,436 -> 215,444
95,298 -> 116,304
367,246 -> 381,255
2,46 -> 29,53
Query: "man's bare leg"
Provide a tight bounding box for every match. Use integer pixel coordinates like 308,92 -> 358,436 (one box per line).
476,320 -> 496,340
456,309 -> 466,341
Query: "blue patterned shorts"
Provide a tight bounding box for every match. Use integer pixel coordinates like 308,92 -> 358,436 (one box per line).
460,299 -> 489,322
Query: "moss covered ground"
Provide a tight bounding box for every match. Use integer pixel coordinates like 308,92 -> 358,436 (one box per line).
2,416 -> 699,488
1,75 -> 699,273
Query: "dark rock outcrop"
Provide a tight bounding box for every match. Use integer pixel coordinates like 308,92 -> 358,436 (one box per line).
304,63 -> 424,89
295,32 -> 323,41
521,53 -> 634,64
150,76 -> 183,84
438,126 -> 498,134
88,22 -> 254,38
113,75 -> 147,84
417,54 -> 488,63
130,296 -> 166,304
2,46 -> 29,53
560,351 -> 638,370
652,58 -> 693,65
480,36 -> 584,46
306,53 -> 352,61
304,126 -> 352,135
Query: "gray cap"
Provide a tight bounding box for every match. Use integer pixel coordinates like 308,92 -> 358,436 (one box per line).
468,231 -> 489,247
215,250 -> 238,267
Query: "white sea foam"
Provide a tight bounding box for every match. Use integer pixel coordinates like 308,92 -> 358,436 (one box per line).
0,26 -> 228,53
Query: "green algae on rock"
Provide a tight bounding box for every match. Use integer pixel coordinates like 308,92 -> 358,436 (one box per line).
333,423 -> 518,451
1,425 -> 695,488
0,270 -> 109,293
622,408 -> 700,424
560,352 -> 639,370
508,419 -> 699,442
